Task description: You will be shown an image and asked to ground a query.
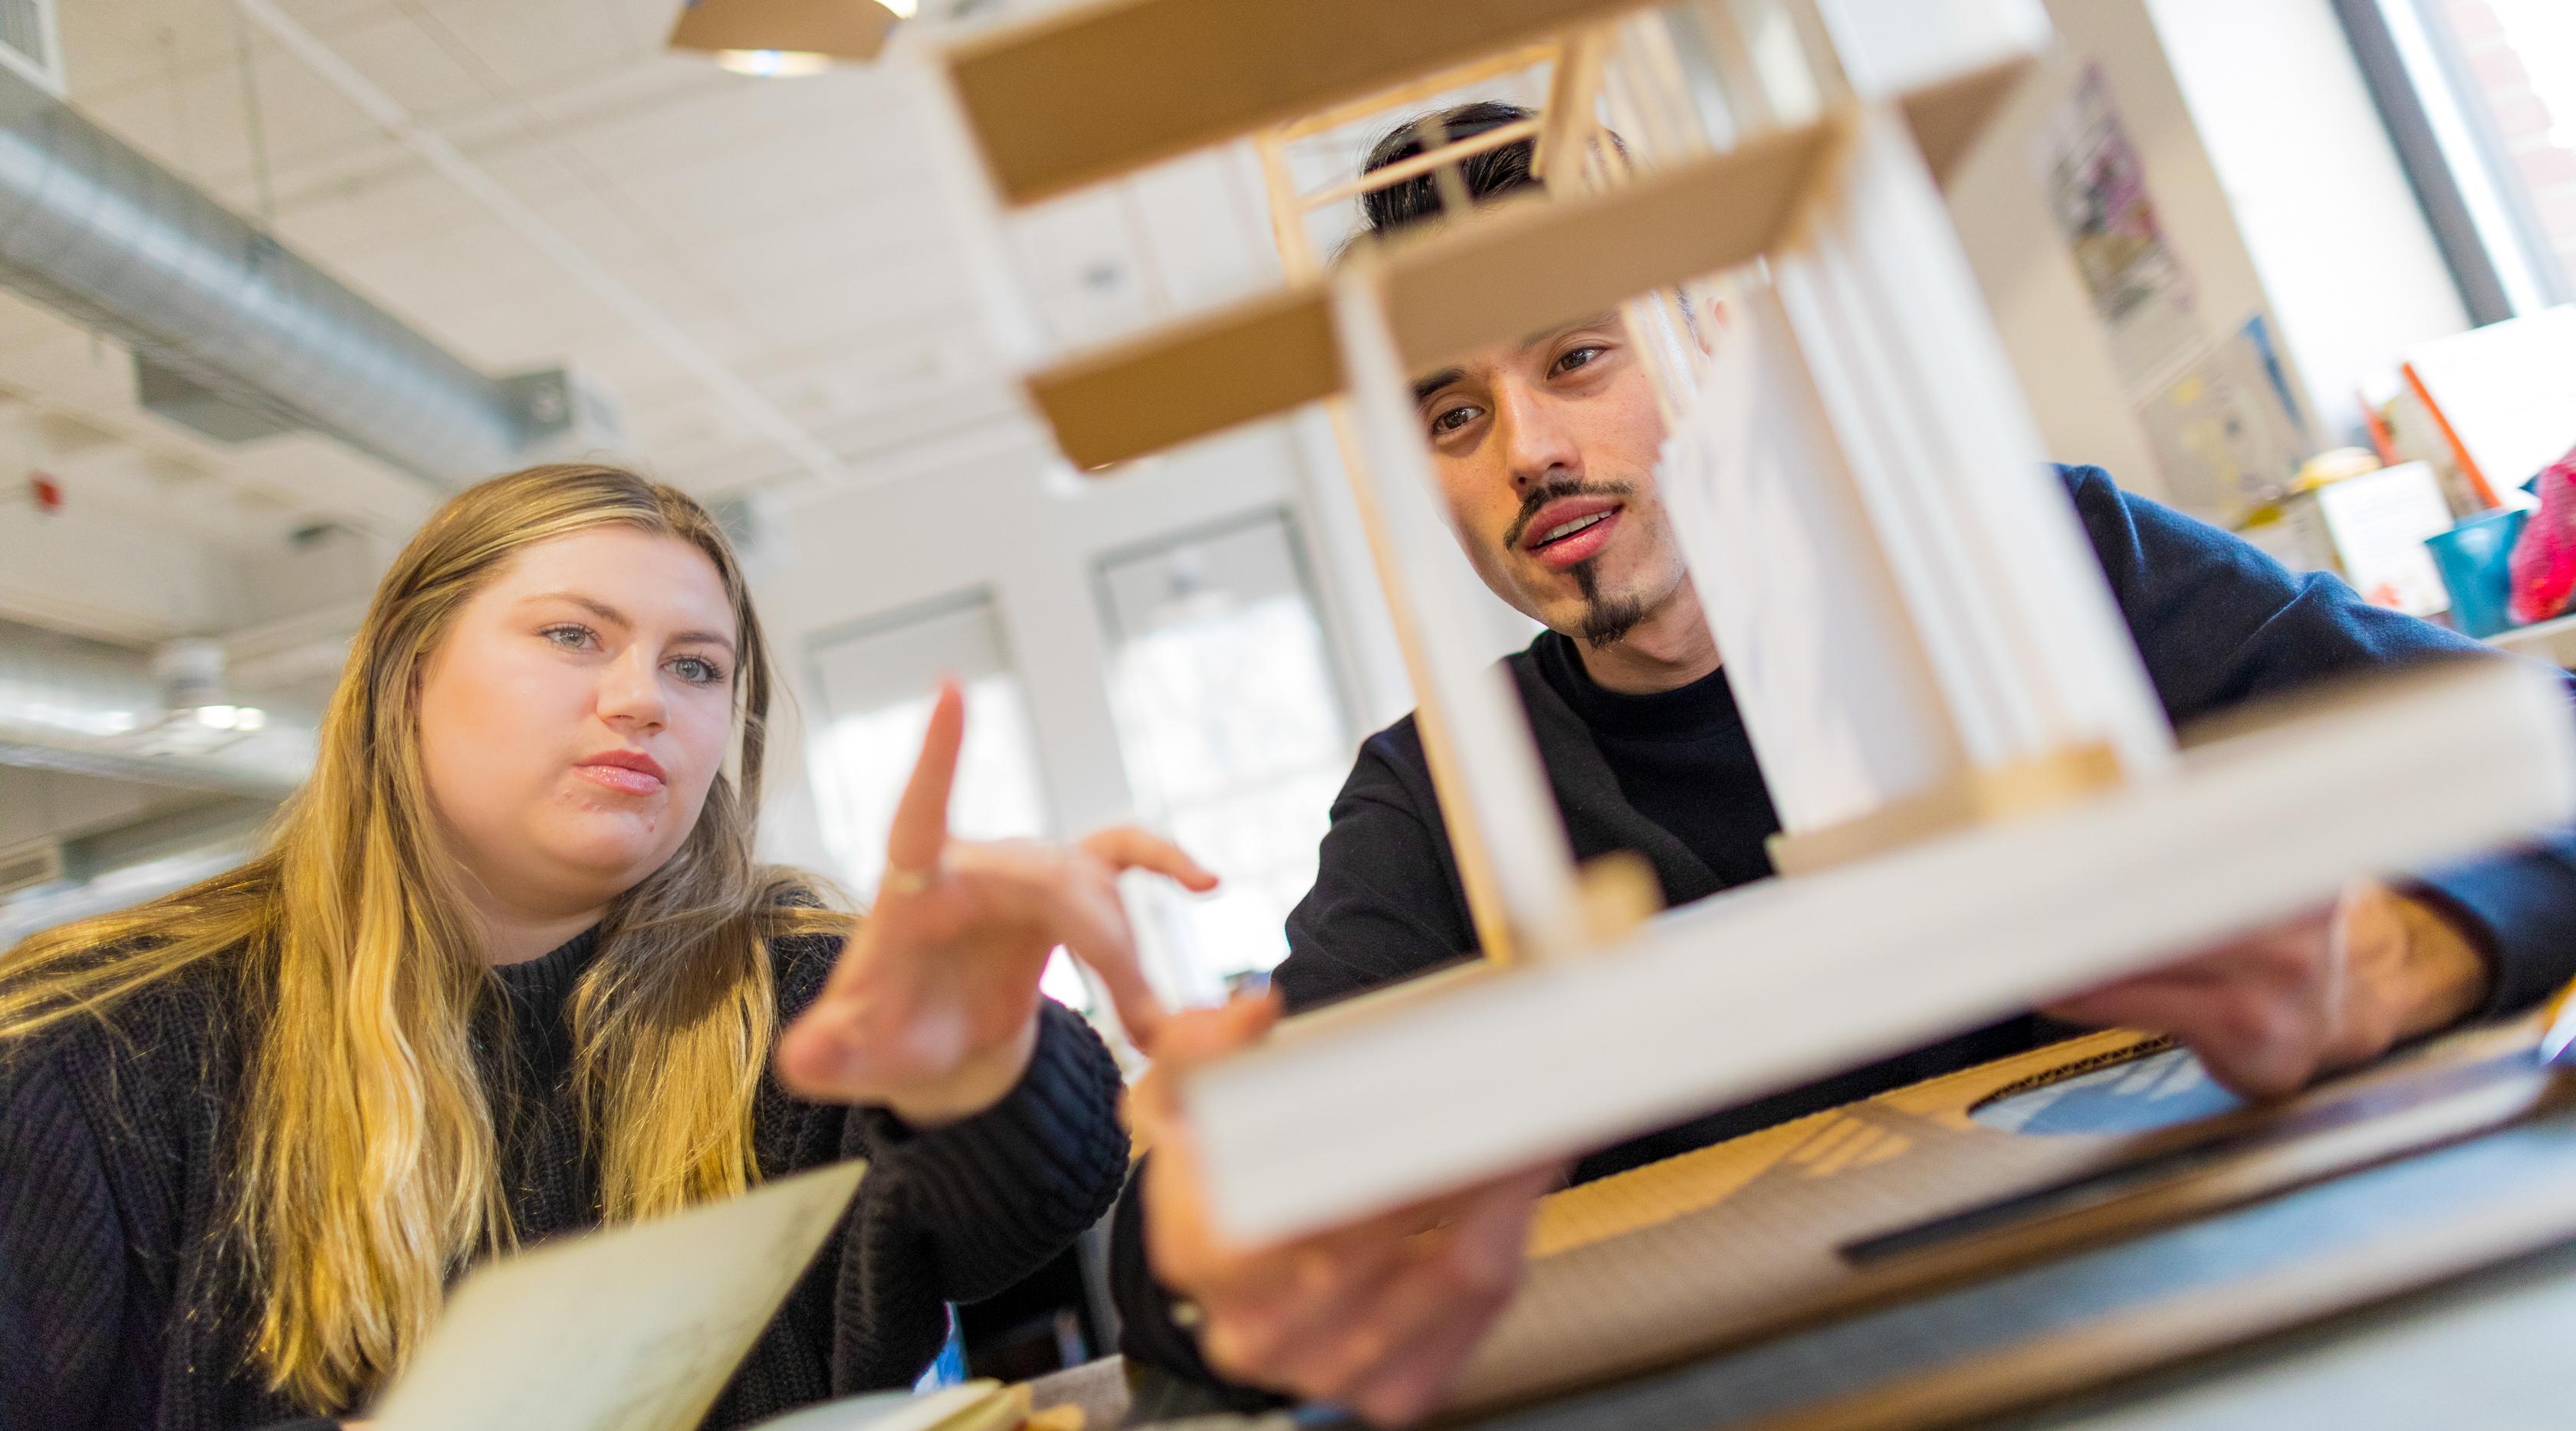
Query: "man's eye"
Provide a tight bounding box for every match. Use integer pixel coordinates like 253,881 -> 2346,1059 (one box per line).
1428,403 -> 1482,435
1554,345 -> 1607,376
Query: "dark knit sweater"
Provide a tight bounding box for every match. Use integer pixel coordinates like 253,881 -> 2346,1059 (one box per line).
0,924 -> 1131,1431
1112,464 -> 2576,1397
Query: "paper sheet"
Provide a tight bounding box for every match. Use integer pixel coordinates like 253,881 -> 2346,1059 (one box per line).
370,1160 -> 867,1431
2313,461 -> 2457,617
748,1380 -> 1024,1431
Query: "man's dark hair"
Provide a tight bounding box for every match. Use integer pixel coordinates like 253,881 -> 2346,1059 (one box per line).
1357,100 -> 1541,241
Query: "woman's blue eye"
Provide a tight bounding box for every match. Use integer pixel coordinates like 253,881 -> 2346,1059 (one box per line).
670,655 -> 726,686
542,624 -> 596,650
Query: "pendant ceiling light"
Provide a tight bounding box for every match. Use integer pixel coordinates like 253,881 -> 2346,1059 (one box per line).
667,0 -> 909,74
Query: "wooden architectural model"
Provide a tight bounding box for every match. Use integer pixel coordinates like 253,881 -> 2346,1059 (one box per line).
912,0 -> 2576,1245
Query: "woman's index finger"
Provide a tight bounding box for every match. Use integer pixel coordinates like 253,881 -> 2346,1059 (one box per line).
885,680 -> 966,878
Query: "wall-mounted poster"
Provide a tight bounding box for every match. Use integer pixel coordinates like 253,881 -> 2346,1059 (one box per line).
2036,63 -> 2201,391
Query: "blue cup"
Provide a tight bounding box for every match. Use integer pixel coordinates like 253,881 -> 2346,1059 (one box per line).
2425,507 -> 2530,638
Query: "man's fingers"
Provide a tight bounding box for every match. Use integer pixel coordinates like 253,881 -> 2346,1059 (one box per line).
1132,993 -> 1282,1162
1203,1169 -> 1543,1407
1206,1234 -> 1409,1393
1325,1171 -> 1547,1425
883,681 -> 966,883
1154,990 -> 1283,1068
2048,918 -> 2325,1028
1081,825 -> 1221,891
1341,1286 -> 1504,1428
2047,974 -> 2318,1098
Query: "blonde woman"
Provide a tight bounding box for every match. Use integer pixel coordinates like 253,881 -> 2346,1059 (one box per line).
0,465 -> 1210,1430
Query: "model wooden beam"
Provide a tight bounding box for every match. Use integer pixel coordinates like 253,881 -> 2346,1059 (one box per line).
1029,116 -> 1837,470
1033,287 -> 1340,477
943,0 -> 1661,206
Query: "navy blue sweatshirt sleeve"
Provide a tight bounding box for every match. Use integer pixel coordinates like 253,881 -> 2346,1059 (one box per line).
2062,463 -> 2576,1015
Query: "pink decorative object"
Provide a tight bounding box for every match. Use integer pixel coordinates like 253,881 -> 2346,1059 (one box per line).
2509,442 -> 2576,625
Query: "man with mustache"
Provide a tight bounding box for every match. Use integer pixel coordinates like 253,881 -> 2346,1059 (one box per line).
1110,101 -> 2576,1426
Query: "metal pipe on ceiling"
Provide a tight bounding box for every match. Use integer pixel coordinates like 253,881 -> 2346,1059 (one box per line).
0,61 -> 537,485
0,625 -> 311,797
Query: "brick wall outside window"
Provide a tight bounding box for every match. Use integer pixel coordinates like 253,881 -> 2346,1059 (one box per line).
2440,0 -> 2576,297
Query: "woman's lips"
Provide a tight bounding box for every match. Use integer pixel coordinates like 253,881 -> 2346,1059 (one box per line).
1528,507 -> 1621,571
574,762 -> 665,796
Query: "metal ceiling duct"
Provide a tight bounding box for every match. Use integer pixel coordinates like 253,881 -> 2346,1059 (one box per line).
0,62 -> 570,484
0,625 -> 311,796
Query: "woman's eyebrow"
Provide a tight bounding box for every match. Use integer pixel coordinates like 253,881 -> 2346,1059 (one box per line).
522,592 -> 736,653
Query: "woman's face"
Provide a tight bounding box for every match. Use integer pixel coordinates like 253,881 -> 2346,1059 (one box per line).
416,527 -> 741,922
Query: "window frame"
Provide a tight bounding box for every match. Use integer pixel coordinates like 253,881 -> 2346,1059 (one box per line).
2335,0 -> 2574,323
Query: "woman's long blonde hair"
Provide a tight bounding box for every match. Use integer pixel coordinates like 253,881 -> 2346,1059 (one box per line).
0,464 -> 841,1410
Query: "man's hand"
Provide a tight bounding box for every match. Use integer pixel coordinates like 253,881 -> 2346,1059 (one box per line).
2046,878 -> 2492,1098
1135,996 -> 1561,1427
776,682 -> 1215,1125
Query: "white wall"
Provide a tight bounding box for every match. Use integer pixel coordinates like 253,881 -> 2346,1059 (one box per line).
2146,0 -> 2471,435
1944,0 -> 2314,501
1948,0 -> 2472,493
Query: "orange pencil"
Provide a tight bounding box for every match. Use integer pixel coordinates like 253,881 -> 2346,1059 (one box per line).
2538,976 -> 2576,1065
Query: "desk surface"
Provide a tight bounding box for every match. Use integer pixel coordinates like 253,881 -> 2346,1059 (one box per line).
2012,1237 -> 2576,1431
1112,1107 -> 2576,1431
2487,612 -> 2576,666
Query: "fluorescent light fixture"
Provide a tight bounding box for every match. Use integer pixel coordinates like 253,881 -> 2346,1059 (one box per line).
713,48 -> 836,77
669,0 -> 902,70
186,704 -> 264,733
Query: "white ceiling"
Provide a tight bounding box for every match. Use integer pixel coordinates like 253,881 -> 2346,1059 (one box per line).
10,0 -> 1277,589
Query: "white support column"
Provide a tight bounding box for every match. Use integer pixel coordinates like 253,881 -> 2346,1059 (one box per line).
1777,99 -> 2174,777
1329,264 -> 1591,960
1664,97 -> 2174,837
1661,272 -> 1971,832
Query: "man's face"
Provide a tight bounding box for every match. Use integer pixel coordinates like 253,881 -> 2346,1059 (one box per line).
1411,311 -> 1691,648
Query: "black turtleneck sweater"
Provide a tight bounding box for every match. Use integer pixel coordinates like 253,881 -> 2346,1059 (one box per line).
0,921 -> 1130,1431
1526,635 -> 1779,894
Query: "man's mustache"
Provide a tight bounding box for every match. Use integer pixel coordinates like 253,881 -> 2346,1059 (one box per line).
1502,478 -> 1637,551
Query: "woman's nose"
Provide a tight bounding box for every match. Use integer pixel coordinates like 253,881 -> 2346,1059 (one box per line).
597,652 -> 667,730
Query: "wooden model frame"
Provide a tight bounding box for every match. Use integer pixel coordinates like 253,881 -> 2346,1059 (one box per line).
919,0 -> 2576,1243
